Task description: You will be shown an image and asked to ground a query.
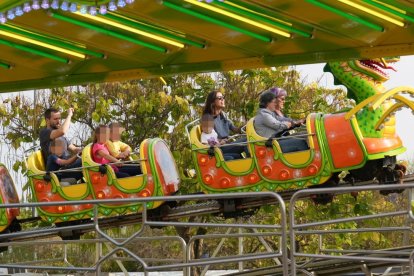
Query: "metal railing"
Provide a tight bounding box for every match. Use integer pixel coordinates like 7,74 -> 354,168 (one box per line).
0,192 -> 287,276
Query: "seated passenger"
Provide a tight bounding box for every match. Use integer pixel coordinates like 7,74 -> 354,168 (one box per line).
106,122 -> 141,176
92,125 -> 130,178
268,87 -> 306,128
202,90 -> 248,159
46,137 -> 83,182
200,114 -> 239,161
254,91 -> 308,153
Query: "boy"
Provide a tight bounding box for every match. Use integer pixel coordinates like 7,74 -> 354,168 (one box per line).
105,122 -> 141,176
46,137 -> 83,183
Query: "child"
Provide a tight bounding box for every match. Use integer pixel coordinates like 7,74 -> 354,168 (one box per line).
200,114 -> 238,161
46,137 -> 83,182
106,122 -> 141,176
92,125 -> 130,178
106,122 -> 132,160
200,114 -> 223,147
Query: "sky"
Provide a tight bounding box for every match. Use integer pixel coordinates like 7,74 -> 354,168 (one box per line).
294,55 -> 414,161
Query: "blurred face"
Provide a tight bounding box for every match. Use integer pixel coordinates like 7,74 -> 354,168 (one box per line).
96,127 -> 109,144
110,125 -> 123,141
214,93 -> 225,109
266,98 -> 277,111
50,139 -> 65,156
275,96 -> 286,110
201,119 -> 214,134
47,111 -> 61,129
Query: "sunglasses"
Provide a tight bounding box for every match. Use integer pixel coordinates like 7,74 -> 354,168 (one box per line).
216,96 -> 225,100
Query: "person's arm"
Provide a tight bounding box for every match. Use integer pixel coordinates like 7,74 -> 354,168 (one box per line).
262,110 -> 291,132
68,144 -> 82,154
118,141 -> 132,158
227,117 -> 241,134
56,155 -> 79,166
50,108 -> 74,140
96,149 -> 122,165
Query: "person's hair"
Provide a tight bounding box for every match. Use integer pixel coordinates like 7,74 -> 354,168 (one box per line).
259,91 -> 276,108
109,122 -> 122,129
266,87 -> 287,98
201,113 -> 214,124
202,90 -> 221,115
44,108 -> 60,119
93,125 -> 109,143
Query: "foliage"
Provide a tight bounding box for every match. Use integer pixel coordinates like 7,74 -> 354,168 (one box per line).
0,67 -> 380,272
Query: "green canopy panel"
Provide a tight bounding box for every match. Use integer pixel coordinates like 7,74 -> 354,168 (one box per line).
0,0 -> 414,92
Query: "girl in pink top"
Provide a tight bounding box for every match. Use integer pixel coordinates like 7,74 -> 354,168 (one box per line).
92,125 -> 129,178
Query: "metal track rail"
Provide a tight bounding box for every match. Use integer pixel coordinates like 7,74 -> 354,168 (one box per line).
6,173 -> 414,242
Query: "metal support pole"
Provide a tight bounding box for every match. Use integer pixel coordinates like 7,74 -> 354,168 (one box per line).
200,228 -> 233,276
238,227 -> 244,272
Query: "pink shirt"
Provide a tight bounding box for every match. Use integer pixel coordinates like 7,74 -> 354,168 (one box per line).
92,143 -> 119,172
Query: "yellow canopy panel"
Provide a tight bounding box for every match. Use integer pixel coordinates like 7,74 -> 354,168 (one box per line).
0,0 -> 414,92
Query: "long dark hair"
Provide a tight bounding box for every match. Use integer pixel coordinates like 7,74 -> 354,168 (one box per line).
202,90 -> 220,115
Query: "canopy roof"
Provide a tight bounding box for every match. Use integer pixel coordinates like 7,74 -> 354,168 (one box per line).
1,0 -> 414,92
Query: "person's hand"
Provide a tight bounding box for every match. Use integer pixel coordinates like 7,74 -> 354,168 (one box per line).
219,139 -> 228,145
68,107 -> 74,117
115,160 -> 123,167
286,121 -> 293,128
295,119 -> 305,127
74,147 -> 82,154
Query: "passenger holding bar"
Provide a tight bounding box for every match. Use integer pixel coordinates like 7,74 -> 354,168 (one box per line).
254,89 -> 308,153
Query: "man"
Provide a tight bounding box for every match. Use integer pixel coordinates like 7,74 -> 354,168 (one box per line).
39,107 -> 82,170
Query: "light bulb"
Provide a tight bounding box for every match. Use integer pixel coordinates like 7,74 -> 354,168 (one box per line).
41,0 -> 50,9
0,13 -> 7,24
89,6 -> 97,16
60,1 -> 68,11
15,6 -> 24,16
7,10 -> 15,20
23,2 -> 32,12
117,0 -> 126,7
99,5 -> 107,14
51,0 -> 59,9
69,2 -> 77,12
80,5 -> 87,14
32,0 -> 40,10
108,1 -> 117,11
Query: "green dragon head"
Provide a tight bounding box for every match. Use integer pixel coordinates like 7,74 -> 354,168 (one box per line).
324,57 -> 399,104
324,57 -> 399,137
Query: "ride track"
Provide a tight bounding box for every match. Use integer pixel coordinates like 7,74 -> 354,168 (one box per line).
3,172 -> 414,243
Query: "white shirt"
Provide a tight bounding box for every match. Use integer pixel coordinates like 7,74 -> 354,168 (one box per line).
201,129 -> 219,146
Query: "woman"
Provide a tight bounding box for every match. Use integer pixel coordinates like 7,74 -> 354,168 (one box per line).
202,90 -> 240,140
254,90 -> 308,153
269,87 -> 305,127
202,90 -> 246,159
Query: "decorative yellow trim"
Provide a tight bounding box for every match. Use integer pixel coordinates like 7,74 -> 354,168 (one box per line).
371,86 -> 414,109
0,30 -> 86,58
184,0 -> 291,37
374,95 -> 414,130
345,93 -> 382,120
373,0 -> 406,14
338,0 -> 405,27
61,183 -> 89,198
75,13 -> 185,48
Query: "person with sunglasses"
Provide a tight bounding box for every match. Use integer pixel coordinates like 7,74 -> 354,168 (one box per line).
202,90 -> 246,159
269,87 -> 305,128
